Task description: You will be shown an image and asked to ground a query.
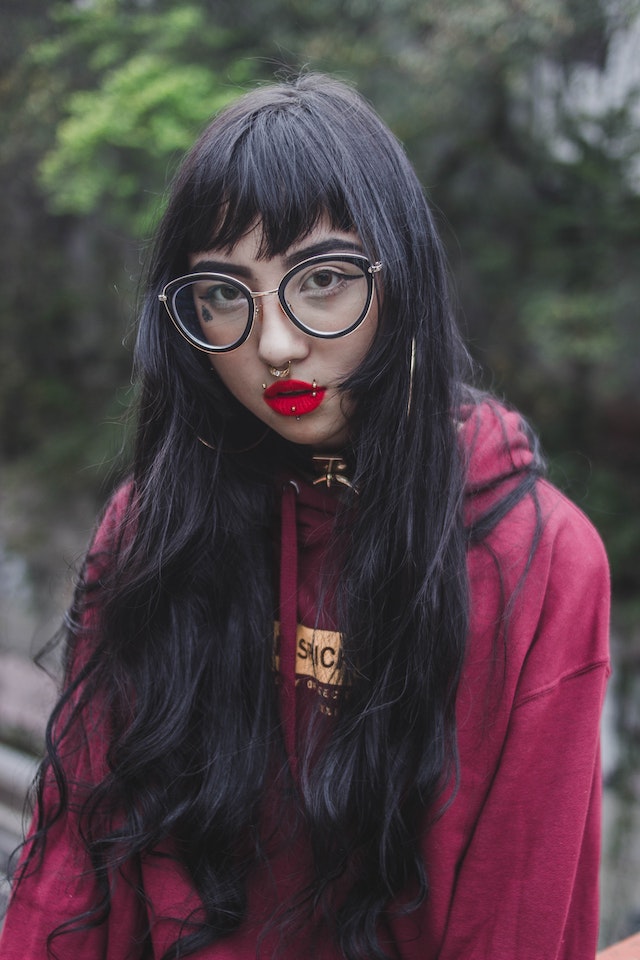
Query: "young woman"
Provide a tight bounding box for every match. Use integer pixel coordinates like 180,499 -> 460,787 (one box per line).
1,74 -> 610,960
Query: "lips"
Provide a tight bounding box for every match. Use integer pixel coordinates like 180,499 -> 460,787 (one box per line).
263,379 -> 326,417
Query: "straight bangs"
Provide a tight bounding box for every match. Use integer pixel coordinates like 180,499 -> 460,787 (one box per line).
182,101 -> 358,259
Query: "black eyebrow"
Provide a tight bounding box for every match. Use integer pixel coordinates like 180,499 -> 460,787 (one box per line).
282,238 -> 363,268
189,259 -> 252,277
189,238 -> 364,278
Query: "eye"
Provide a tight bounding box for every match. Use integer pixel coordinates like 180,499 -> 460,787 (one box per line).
194,281 -> 246,312
202,283 -> 242,304
302,268 -> 342,292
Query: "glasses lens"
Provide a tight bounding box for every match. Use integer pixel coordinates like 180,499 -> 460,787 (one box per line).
169,276 -> 251,351
283,257 -> 372,336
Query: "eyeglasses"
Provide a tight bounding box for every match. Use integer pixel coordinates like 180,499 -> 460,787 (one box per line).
159,253 -> 382,354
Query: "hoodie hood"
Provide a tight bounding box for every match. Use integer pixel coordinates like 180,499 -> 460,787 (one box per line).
457,401 -> 539,532
460,400 -> 536,494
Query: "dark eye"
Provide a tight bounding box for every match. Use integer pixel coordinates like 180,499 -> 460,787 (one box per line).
306,268 -> 341,290
195,282 -> 246,311
206,284 -> 242,304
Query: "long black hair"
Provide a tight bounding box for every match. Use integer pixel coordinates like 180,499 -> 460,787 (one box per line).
21,74 -> 538,960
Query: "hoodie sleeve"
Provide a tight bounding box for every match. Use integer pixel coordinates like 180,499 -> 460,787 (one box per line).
425,481 -> 611,960
0,484 -> 148,960
0,741 -> 147,960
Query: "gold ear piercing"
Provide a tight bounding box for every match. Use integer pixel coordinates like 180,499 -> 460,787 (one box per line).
406,338 -> 416,418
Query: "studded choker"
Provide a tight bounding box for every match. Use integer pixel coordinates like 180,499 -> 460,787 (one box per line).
311,455 -> 357,492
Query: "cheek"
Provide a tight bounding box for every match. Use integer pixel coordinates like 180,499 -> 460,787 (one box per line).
341,315 -> 378,373
208,354 -> 252,401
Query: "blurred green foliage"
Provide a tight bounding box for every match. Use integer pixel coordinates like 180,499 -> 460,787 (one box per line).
35,4 -> 253,232
0,0 -> 639,595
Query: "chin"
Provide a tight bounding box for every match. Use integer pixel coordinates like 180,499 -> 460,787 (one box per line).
275,418 -> 348,450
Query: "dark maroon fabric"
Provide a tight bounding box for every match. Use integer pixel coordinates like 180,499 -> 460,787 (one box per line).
1,403 -> 610,959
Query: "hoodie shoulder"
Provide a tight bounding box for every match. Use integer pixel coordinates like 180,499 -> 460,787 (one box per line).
461,403 -> 610,697
83,480 -> 136,584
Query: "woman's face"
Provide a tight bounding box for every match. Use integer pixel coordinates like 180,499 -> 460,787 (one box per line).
188,220 -> 379,450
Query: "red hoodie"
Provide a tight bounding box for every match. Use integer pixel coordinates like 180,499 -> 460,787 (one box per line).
0,402 -> 610,960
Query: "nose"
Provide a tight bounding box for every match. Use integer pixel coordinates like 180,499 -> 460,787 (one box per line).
255,291 -> 310,370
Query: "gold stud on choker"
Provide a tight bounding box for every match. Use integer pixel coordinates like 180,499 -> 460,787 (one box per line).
312,455 -> 358,492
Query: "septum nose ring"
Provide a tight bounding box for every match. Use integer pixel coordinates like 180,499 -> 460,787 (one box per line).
268,361 -> 292,379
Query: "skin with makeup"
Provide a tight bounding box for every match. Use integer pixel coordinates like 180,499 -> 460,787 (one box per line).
189,222 -> 379,450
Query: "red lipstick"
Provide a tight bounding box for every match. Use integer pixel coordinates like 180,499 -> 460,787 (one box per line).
263,379 -> 326,417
